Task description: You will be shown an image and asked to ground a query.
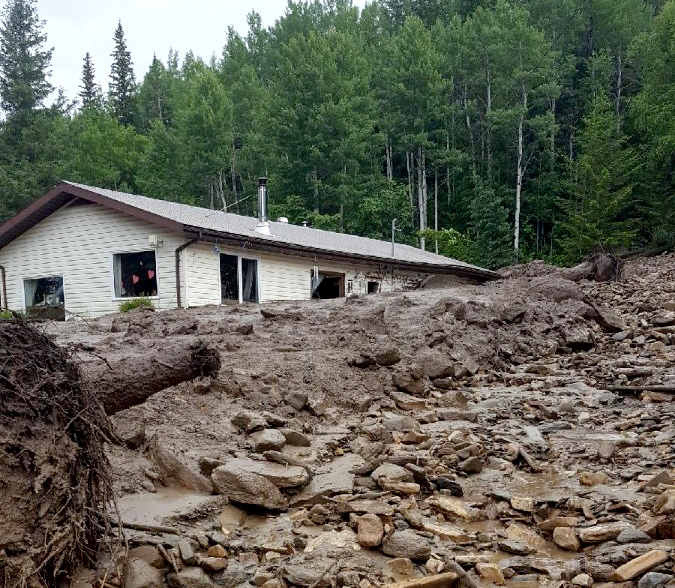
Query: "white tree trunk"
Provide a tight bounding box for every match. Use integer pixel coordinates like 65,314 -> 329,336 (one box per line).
486,70 -> 492,181
418,146 -> 427,250
615,53 -> 623,132
434,168 -> 439,255
514,87 -> 527,256
386,138 -> 393,181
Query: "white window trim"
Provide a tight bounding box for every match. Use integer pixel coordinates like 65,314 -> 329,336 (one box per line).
21,273 -> 67,313
217,249 -> 262,305
109,250 -> 161,302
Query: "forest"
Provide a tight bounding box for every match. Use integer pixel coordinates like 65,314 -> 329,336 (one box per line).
0,0 -> 672,269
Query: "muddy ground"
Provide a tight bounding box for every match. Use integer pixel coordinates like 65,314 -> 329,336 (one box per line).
50,253 -> 675,588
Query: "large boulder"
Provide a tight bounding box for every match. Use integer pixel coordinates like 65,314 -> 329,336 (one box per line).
211,463 -> 288,510
382,530 -> 431,561
221,457 -> 309,488
124,559 -> 163,588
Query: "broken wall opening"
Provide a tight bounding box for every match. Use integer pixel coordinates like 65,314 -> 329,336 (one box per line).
312,272 -> 345,299
113,251 -> 158,298
23,275 -> 65,320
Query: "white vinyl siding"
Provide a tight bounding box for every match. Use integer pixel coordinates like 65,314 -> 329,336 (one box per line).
183,242 -> 220,307
0,202 -> 184,317
260,254 -> 312,302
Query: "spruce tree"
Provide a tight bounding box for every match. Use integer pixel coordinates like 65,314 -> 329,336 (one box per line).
109,20 -> 135,125
0,0 -> 53,115
79,52 -> 100,108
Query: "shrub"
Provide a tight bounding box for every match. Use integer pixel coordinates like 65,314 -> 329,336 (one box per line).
119,298 -> 154,313
0,310 -> 13,320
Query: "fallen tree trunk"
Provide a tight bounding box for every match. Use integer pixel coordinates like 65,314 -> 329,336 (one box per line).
82,341 -> 221,416
562,252 -> 623,282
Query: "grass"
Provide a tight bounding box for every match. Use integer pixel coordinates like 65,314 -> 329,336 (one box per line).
0,310 -> 13,319
118,298 -> 154,313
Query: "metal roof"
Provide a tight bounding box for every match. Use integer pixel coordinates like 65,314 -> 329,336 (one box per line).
0,182 -> 497,280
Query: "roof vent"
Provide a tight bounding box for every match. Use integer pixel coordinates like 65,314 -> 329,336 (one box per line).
255,177 -> 270,235
276,217 -> 289,223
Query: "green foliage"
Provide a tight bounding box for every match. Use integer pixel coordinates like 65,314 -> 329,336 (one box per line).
558,97 -> 636,261
118,298 -> 153,313
0,310 -> 13,319
0,0 -> 52,115
0,0 -> 670,269
418,228 -> 476,263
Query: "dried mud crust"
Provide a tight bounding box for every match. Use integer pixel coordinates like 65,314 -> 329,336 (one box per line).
0,321 -> 115,588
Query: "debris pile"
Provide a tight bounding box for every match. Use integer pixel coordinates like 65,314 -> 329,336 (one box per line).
12,254 -> 675,587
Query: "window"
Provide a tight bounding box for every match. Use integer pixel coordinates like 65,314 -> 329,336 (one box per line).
113,251 -> 158,298
220,254 -> 259,304
367,281 -> 381,294
24,276 -> 65,320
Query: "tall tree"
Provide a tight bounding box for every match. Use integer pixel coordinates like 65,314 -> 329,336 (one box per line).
109,20 -> 135,125
0,0 -> 53,115
79,52 -> 100,108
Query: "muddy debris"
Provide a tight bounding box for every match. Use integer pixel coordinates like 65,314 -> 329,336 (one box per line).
4,253 -> 675,587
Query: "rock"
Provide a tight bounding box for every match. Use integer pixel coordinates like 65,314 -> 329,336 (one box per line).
553,527 -> 580,552
167,567 -> 215,588
371,463 -> 414,488
211,463 -> 288,510
279,428 -> 311,447
537,517 -> 578,531
458,456 -> 483,473
616,527 -> 652,544
124,559 -> 163,588
251,429 -> 286,452
572,573 -> 594,587
578,522 -> 628,543
283,562 -> 331,587
383,414 -> 419,432
611,551 -> 669,581
427,495 -> 476,520
597,442 -> 616,460
475,563 -> 505,586
432,477 -> 463,496
216,561 -> 249,588
392,370 -> 426,396
579,471 -> 610,486
200,557 -> 228,572
128,546 -> 165,569
207,545 -> 227,558
285,392 -> 308,411
637,573 -> 673,588
150,438 -> 212,493
382,529 -> 431,561
506,522 -> 548,552
375,346 -> 402,366
387,558 -> 415,576
640,471 -> 673,491
438,408 -> 478,422
497,539 -> 535,556
528,277 -> 586,303
390,390 -> 427,411
115,418 -> 147,450
198,457 -> 224,477
511,496 -> 535,513
178,538 -> 198,565
357,514 -> 384,548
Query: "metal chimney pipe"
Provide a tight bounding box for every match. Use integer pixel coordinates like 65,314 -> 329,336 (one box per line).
256,177 -> 270,235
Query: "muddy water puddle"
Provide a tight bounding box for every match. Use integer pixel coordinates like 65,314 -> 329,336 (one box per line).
117,487 -> 214,526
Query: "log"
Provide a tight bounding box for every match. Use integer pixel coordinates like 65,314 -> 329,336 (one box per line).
82,341 -> 221,415
383,572 -> 459,588
562,253 -> 623,282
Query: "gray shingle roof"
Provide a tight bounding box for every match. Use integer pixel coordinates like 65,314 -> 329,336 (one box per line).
64,182 -> 495,279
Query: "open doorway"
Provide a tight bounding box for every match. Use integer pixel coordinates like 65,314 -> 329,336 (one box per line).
24,275 -> 65,320
220,254 -> 260,304
312,271 -> 345,299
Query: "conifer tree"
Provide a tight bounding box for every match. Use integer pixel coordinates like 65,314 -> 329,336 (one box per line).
79,52 -> 100,108
0,0 -> 53,115
109,20 -> 135,125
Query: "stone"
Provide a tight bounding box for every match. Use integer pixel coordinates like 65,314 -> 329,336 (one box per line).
579,471 -> 610,486
200,557 -> 228,572
511,496 -> 535,513
371,463 -> 414,487
392,371 -> 426,396
285,392 -> 308,411
612,551 -> 669,581
637,573 -> 673,588
390,390 -> 427,411
572,574 -> 594,587
506,522 -> 548,552
116,419 -> 147,450
427,496 -> 476,520
279,428 -> 311,447
476,563 -> 505,585
616,527 -> 652,544
375,346 -> 402,366
438,408 -> 478,422
578,522 -> 628,543
284,562 -> 331,587
211,463 -> 288,510
357,514 -> 384,548
553,527 -> 580,552
167,567 -> 215,588
537,517 -> 578,531
382,529 -> 431,561
127,546 -> 165,569
251,429 -> 286,452
597,442 -> 616,460
178,538 -> 198,565
387,558 -> 415,576
222,457 -> 308,489
640,471 -> 673,491
198,457 -> 224,477
458,456 -> 483,473
207,544 -> 227,558
218,561 -> 250,588
150,439 -> 213,493
124,559 -> 163,588
383,414 -> 420,432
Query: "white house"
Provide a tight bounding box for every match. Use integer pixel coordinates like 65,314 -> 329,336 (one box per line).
0,181 -> 496,319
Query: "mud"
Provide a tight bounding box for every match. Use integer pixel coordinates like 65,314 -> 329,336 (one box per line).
47,253 -> 675,587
